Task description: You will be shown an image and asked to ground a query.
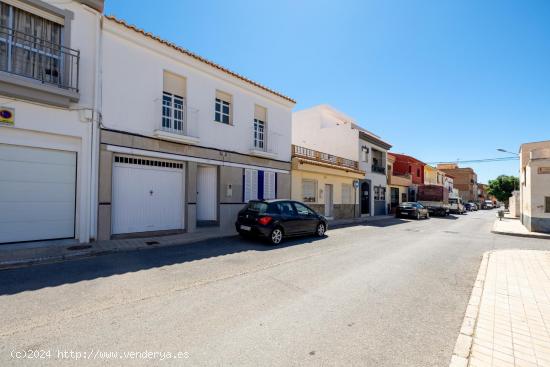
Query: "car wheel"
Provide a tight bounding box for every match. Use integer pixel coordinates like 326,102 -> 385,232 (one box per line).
315,223 -> 326,237
416,212 -> 421,220
426,212 -> 430,219
269,227 -> 283,245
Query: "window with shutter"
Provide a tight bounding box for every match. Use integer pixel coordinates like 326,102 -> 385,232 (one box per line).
244,169 -> 258,202
342,184 -> 352,204
263,171 -> 276,200
546,197 -> 550,213
302,179 -> 316,202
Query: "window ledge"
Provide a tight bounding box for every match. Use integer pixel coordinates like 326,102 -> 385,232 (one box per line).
153,129 -> 200,145
249,148 -> 277,159
0,72 -> 79,108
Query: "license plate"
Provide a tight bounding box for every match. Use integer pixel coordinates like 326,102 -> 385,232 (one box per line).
240,225 -> 251,231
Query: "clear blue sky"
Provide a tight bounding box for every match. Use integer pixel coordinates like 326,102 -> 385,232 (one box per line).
105,0 -> 550,183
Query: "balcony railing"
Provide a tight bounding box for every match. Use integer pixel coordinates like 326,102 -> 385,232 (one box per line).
250,124 -> 278,155
372,164 -> 386,174
292,145 -> 359,170
0,25 -> 79,92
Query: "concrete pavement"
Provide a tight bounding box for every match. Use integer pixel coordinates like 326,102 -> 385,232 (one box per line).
1,211 -> 550,366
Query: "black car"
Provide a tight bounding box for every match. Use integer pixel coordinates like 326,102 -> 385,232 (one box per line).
396,202 -> 429,220
236,199 -> 328,245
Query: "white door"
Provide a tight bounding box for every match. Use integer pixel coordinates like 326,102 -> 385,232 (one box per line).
324,184 -> 333,217
196,166 -> 217,221
0,144 -> 76,243
112,156 -> 184,234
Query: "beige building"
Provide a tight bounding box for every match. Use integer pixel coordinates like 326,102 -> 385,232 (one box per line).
387,154 -> 412,213
519,141 -> 550,233
437,163 -> 478,202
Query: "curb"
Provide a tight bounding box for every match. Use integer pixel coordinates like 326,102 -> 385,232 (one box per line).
449,251 -> 491,367
491,228 -> 550,240
0,234 -> 236,271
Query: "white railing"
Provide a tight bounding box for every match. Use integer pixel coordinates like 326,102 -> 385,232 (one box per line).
250,123 -> 279,155
155,96 -> 199,139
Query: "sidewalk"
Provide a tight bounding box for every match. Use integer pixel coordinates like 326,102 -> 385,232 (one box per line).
450,250 -> 550,367
0,229 -> 234,271
492,216 -> 550,240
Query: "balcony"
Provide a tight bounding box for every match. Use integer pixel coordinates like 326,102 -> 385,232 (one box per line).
372,164 -> 386,175
292,145 -> 360,171
250,125 -> 279,158
389,172 -> 412,186
0,25 -> 79,105
154,97 -> 200,145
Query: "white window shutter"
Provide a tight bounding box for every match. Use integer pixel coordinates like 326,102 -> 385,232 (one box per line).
244,169 -> 258,202
263,171 -> 276,200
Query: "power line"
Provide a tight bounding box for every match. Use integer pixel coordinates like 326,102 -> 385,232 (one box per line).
426,156 -> 519,165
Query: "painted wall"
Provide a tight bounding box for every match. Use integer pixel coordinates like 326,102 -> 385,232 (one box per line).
100,19 -> 293,162
0,1 -> 101,242
523,149 -> 550,233
358,138 -> 388,215
292,105 -> 359,161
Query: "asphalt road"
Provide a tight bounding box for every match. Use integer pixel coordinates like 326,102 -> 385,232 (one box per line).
1,210 -> 548,366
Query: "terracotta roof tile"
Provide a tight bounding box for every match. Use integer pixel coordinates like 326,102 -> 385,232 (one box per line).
105,15 -> 296,104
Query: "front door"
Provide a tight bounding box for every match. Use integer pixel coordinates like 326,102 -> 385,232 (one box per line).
197,166 -> 217,222
390,187 -> 400,213
361,181 -> 370,215
324,184 -> 333,217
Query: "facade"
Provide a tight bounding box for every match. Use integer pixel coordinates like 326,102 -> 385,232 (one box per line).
291,106 -> 364,219
96,16 -> 295,239
424,165 -> 445,186
387,154 -> 412,213
0,0 -> 103,244
390,153 -> 425,202
519,141 -> 550,233
356,126 -> 392,216
443,174 -> 454,194
437,163 -> 478,202
509,190 -> 520,218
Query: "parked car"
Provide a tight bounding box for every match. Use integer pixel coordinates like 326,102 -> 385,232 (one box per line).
396,202 -> 430,220
464,203 -> 474,211
469,203 -> 478,211
484,200 -> 494,209
449,197 -> 466,214
235,200 -> 328,245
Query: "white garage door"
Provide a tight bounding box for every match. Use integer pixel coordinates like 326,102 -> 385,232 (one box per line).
0,144 -> 76,244
112,156 -> 184,234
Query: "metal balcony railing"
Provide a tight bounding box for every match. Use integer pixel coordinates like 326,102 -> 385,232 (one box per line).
0,25 -> 79,92
372,164 -> 386,174
292,145 -> 359,170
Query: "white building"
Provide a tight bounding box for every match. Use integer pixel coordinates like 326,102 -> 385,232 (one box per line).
356,125 -> 392,216
96,16 -> 295,239
519,141 -> 550,233
0,0 -> 103,244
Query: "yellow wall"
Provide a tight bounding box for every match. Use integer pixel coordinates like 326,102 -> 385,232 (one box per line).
291,162 -> 363,205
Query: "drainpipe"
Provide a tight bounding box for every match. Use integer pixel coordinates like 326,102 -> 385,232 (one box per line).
89,9 -> 103,241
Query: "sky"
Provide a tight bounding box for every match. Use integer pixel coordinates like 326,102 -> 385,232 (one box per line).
105,0 -> 550,183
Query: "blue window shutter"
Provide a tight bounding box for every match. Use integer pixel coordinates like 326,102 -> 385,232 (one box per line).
258,170 -> 264,200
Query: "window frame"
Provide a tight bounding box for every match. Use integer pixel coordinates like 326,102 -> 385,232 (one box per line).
214,91 -> 232,125
253,118 -> 265,150
546,197 -> 550,214
302,179 -> 317,203
162,91 -> 185,133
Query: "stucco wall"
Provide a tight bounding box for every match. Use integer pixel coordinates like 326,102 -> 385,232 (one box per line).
101,19 -> 293,162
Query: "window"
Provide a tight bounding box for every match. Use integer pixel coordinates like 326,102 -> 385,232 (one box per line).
302,179 -> 317,202
215,90 -> 232,124
277,201 -> 296,216
374,186 -> 380,200
341,183 -> 352,204
162,72 -> 186,133
408,166 -> 412,174
293,202 -> 314,216
546,197 -> 550,213
417,168 -> 421,177
380,187 -> 386,201
243,169 -> 276,202
253,105 -> 267,150
0,2 -> 64,85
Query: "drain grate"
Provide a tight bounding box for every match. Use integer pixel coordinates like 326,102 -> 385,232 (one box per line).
145,241 -> 159,246
67,245 -> 92,251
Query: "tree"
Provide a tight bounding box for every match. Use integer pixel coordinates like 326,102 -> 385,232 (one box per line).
487,175 -> 519,203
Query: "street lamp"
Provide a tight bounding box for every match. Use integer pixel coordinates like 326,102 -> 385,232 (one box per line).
497,148 -> 519,156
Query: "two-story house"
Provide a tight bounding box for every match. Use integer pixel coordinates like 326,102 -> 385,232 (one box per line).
291,105 -> 365,219
0,0 -> 103,244
388,153 -> 425,203
387,153 -> 412,213
356,125 -> 392,216
96,16 -> 295,239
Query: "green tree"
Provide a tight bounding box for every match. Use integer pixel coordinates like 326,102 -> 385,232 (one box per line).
487,175 -> 519,202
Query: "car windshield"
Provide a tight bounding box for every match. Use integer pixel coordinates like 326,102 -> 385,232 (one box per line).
449,198 -> 458,203
246,201 -> 268,214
